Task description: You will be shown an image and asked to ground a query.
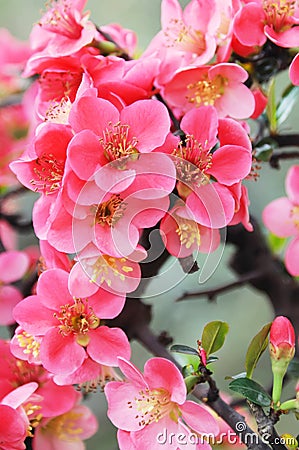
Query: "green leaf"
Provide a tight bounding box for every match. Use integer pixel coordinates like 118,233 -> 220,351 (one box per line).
268,232 -> 287,254
170,344 -> 199,356
266,78 -> 277,133
254,137 -> 278,162
245,322 -> 272,379
277,85 -> 299,127
206,356 -> 219,364
229,378 -> 271,407
184,375 -> 201,394
201,321 -> 229,357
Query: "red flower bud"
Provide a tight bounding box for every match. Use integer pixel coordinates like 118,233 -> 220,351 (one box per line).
269,316 -> 295,362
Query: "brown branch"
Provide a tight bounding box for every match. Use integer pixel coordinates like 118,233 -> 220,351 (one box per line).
177,269 -> 264,302
271,134 -> 299,148
269,150 -> 299,169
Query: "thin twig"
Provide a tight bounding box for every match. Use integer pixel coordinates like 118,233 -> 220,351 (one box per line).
269,150 -> 299,169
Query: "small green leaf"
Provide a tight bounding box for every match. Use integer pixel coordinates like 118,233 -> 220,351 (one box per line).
277,85 -> 299,127
268,232 -> 287,254
206,356 -> 219,364
182,364 -> 195,378
170,344 -> 199,356
184,375 -> 201,394
266,78 -> 277,133
201,321 -> 229,357
229,378 -> 271,407
245,322 -> 272,379
254,137 -> 278,161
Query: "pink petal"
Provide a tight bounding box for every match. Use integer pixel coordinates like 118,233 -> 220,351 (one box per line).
13,296 -> 56,335
0,285 -> 23,325
68,130 -> 101,180
216,83 -> 255,119
121,100 -> 170,152
0,404 -> 26,442
37,268 -> 71,310
161,0 -> 183,28
47,205 -> 76,253
263,197 -> 298,237
180,106 -> 218,149
290,54 -> 299,85
286,165 -> 299,204
0,251 -> 29,283
37,380 -> 78,417
117,357 -> 147,387
88,288 -> 126,319
105,381 -> 146,431
218,118 -> 251,150
87,326 -> 131,366
131,415 -> 180,450
234,3 -> 266,46
2,382 -> 38,408
209,145 -> 252,185
144,357 -> 186,405
180,400 -> 219,435
69,94 -> 119,134
53,357 -> 102,386
95,165 -> 136,194
285,236 -> 299,276
40,328 -> 86,375
117,430 -> 136,450
69,262 -> 99,297
265,25 -> 299,48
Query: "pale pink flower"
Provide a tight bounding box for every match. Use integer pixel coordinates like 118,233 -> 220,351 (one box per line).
100,23 -> 137,57
263,165 -> 299,276
234,0 -> 299,48
33,402 -> 98,450
13,268 -> 130,376
105,357 -> 219,450
0,250 -> 29,325
163,63 -> 254,119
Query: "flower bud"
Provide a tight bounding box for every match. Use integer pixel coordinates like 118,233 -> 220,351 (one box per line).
269,316 -> 296,405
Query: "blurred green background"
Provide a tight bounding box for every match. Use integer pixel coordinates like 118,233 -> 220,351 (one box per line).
0,1 -> 298,448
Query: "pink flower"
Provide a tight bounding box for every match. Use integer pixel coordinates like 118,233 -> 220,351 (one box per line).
105,357 -> 219,450
28,0 -> 97,57
163,63 -> 255,119
250,86 -> 268,119
0,382 -> 38,450
13,268 -> 130,376
167,106 -> 252,228
0,250 -> 29,325
234,0 -> 299,48
263,165 -> 299,276
33,402 -> 98,450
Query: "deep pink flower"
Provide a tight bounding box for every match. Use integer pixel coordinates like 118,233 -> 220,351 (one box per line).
234,0 -> 299,48
0,382 -> 38,450
163,63 -> 254,119
28,0 -> 97,57
166,106 -> 252,228
13,268 -> 130,376
0,251 -> 29,325
263,165 -> 299,276
105,357 -> 219,450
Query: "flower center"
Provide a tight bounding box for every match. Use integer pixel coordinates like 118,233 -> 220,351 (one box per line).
263,0 -> 297,31
164,18 -> 205,54
54,299 -> 100,346
173,135 -> 212,185
42,410 -> 84,440
94,194 -> 126,227
291,205 -> 299,229
128,388 -> 181,427
45,97 -> 72,124
30,153 -> 64,195
175,214 -> 200,249
186,75 -> 227,107
16,330 -> 40,359
100,122 -> 139,162
39,0 -> 84,39
24,403 -> 43,437
90,255 -> 134,287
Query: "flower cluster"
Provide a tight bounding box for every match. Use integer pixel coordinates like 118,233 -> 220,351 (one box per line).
0,0 -> 298,448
